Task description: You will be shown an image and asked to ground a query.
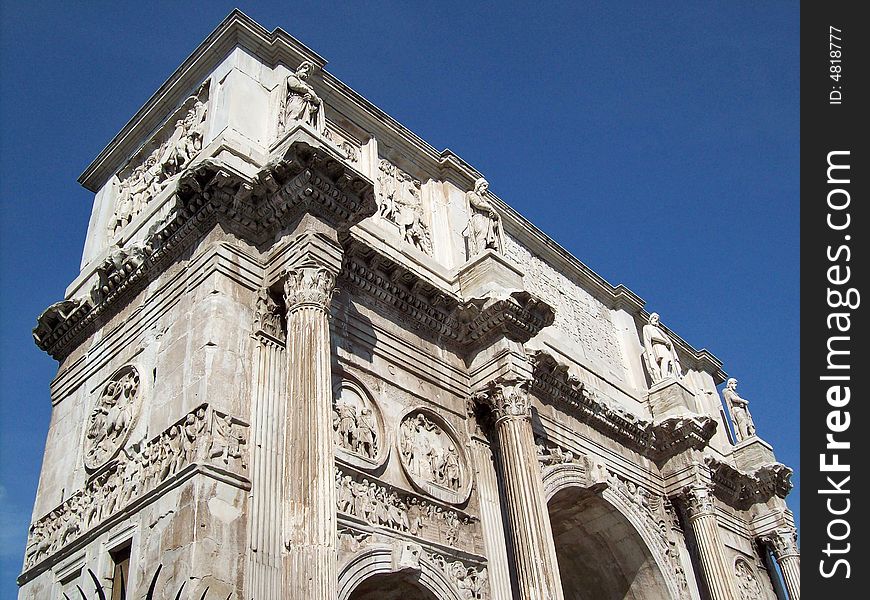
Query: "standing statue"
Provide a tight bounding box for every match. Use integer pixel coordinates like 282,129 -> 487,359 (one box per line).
722,378 -> 757,441
279,60 -> 324,134
464,177 -> 501,257
642,312 -> 682,383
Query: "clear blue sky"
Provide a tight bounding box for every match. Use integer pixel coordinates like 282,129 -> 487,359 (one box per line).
0,1 -> 799,594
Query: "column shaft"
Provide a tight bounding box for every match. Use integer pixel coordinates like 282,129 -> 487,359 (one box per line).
486,380 -> 563,600
763,528 -> 800,600
683,484 -> 739,600
283,267 -> 337,600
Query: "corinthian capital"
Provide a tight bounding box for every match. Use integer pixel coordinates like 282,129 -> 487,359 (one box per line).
282,266 -> 336,311
476,378 -> 532,422
681,482 -> 715,519
762,527 -> 799,560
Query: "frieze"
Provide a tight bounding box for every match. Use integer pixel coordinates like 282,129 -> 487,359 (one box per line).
109,81 -> 209,237
323,125 -> 361,164
22,405 -> 248,575
376,158 -> 432,254
503,233 -> 624,376
335,467 -> 478,551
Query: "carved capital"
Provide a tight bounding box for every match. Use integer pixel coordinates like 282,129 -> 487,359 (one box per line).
681,482 -> 715,519
282,266 -> 336,312
477,378 -> 532,422
762,527 -> 799,560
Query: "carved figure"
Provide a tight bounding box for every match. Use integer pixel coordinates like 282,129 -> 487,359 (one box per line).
722,378 -> 757,441
254,287 -> 283,338
642,312 -> 682,383
465,177 -> 501,257
356,407 -> 377,459
280,61 -> 324,133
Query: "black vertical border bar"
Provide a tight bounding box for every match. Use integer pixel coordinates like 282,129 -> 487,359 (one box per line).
801,2 -> 867,597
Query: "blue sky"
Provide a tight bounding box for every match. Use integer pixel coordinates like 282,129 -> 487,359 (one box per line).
0,1 -> 799,594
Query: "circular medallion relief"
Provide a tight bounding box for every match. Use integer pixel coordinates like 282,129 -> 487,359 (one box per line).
84,365 -> 141,472
332,380 -> 386,469
398,409 -> 471,505
734,558 -> 762,600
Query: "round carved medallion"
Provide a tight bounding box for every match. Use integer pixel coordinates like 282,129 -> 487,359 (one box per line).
332,379 -> 386,470
398,409 -> 471,505
84,365 -> 141,472
734,558 -> 762,600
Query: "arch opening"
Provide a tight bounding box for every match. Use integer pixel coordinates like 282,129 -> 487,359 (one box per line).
548,486 -> 675,600
347,572 -> 438,600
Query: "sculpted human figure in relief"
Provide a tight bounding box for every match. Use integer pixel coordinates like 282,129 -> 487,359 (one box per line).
280,60 -> 325,133
642,312 -> 682,383
722,378 -> 757,441
465,177 -> 501,257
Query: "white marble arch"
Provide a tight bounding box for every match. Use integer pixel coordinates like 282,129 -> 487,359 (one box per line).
337,544 -> 464,600
541,464 -> 683,600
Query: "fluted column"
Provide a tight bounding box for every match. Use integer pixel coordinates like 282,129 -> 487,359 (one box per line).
282,265 -> 338,600
247,289 -> 287,600
681,483 -> 739,600
762,527 -> 800,600
480,378 -> 564,600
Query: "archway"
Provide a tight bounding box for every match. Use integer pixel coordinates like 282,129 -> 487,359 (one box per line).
337,544 -> 464,600
348,572 -> 438,600
546,480 -> 678,600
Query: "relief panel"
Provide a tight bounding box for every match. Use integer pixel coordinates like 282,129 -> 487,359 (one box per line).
504,233 -> 625,379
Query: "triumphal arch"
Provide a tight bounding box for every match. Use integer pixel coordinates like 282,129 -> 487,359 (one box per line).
19,11 -> 799,600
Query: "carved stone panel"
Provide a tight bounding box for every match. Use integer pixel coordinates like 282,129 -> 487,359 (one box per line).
323,124 -> 361,164
504,234 -> 625,378
376,159 -> 432,254
734,558 -> 763,600
83,365 -> 142,472
108,81 -> 209,237
332,379 -> 386,469
397,409 -> 470,504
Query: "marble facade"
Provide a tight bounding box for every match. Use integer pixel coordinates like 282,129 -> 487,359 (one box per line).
20,11 -> 798,600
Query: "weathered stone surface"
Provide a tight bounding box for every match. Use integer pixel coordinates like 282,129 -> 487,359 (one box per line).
20,11 -> 797,600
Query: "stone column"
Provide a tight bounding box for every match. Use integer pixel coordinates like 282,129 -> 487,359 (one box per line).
282,265 -> 338,600
681,483 -> 739,600
480,378 -> 564,600
247,291 -> 287,600
762,527 -> 800,600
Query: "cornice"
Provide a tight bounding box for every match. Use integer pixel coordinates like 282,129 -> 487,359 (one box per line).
529,350 -> 716,462
37,138 -> 375,361
706,455 -> 794,510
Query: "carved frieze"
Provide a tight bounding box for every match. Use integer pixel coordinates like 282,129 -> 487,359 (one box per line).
332,379 -> 385,469
109,81 -> 209,237
376,159 -> 432,254
23,404 -> 248,574
335,467 -> 477,550
84,365 -> 141,472
535,438 -> 608,489
323,125 -> 360,163
504,234 -> 624,376
398,410 -> 470,504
